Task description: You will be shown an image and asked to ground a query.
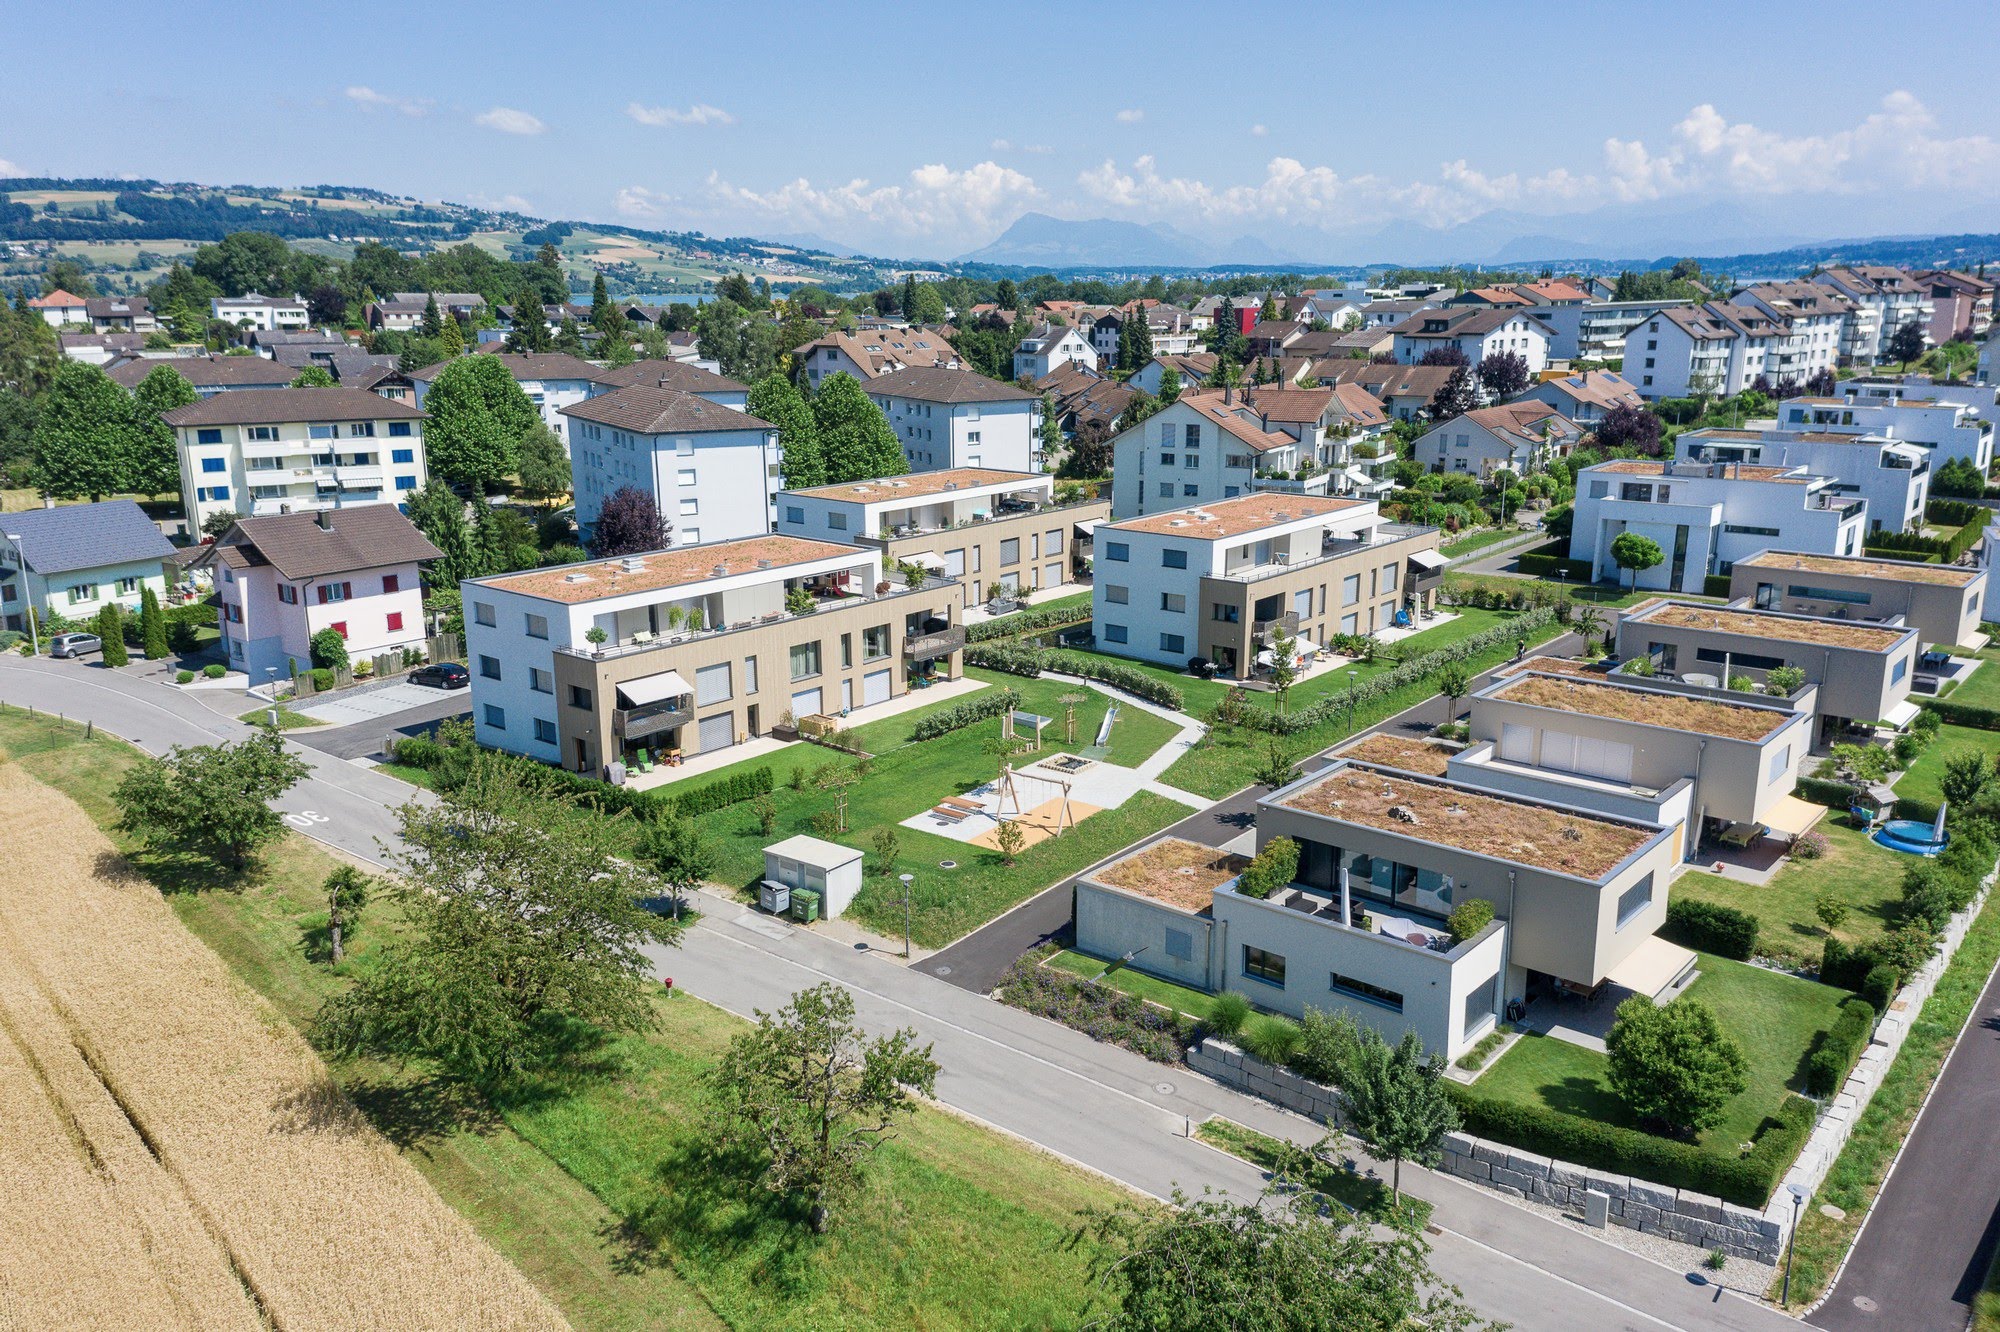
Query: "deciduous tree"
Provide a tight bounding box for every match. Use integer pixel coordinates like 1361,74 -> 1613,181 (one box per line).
1594,402 -> 1662,456
1475,351 -> 1530,401
592,485 -> 671,557
1605,995 -> 1747,1138
1426,365 -> 1478,422
289,365 -> 335,388
323,864 -> 374,966
421,354 -> 538,487
1609,530 -> 1664,590
35,360 -> 135,500
811,372 -> 905,482
1889,319 -> 1927,370
404,479 -> 482,587
514,422 -> 571,505
748,373 -> 826,489
128,363 -> 196,496
113,731 -> 311,872
1336,1028 -> 1459,1197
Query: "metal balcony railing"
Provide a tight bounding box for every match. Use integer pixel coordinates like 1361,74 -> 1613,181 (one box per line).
904,624 -> 966,660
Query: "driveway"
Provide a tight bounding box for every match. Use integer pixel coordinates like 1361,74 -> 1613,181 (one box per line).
295,680 -> 462,728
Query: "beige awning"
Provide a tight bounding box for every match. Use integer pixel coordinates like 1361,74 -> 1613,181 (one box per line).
1074,517 -> 1102,537
1606,936 -> 1699,1001
1408,548 -> 1449,571
1763,794 -> 1828,839
616,670 -> 691,707
905,551 -> 946,572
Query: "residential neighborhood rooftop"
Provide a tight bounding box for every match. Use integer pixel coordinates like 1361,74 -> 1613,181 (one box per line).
1494,674 -> 1789,742
785,468 -> 1039,503
587,358 -> 750,393
159,386 -> 425,425
558,385 -> 772,434
0,499 -> 174,575
1090,838 -> 1249,912
1632,602 -> 1908,650
1734,550 -> 1980,588
1334,733 -> 1453,775
1592,459 -> 1804,482
1108,492 -> 1363,540
867,364 -> 1037,403
474,535 -> 860,604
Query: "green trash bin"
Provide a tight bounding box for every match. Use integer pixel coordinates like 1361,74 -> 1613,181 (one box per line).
791,888 -> 820,924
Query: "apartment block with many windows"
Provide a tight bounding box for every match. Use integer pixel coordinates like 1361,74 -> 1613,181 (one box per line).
1728,550 -> 1986,648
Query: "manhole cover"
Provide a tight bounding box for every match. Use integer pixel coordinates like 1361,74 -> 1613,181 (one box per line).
932,964 -> 953,976
939,859 -> 958,870
1851,1296 -> 1878,1312
1154,1081 -> 1175,1095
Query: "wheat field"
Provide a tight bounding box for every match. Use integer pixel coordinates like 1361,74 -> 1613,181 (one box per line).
0,763 -> 569,1331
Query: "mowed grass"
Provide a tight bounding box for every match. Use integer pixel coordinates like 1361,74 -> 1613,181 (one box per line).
1195,1118 -> 1429,1228
1045,949 -> 1217,1020
1440,527 -> 1529,560
1895,723 -> 2000,809
1940,650 -> 2000,709
0,705 -> 1144,1331
1674,820 -> 1905,966
1468,953 -> 1847,1152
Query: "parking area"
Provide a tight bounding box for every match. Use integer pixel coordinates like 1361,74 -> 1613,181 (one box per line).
294,681 -> 461,728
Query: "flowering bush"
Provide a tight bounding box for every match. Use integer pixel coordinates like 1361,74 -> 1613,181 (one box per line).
1792,830 -> 1830,861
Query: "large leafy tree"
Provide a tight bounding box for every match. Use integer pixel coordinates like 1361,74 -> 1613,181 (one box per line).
475,503 -> 541,574
315,762 -> 682,1085
128,364 -> 197,496
289,365 -> 335,388
1889,319 -> 1927,369
1475,351 -> 1530,401
710,983 -> 939,1233
747,373 -> 825,489
35,360 -> 136,500
1605,995 -> 1747,1138
1335,1028 -> 1460,1197
1419,345 -> 1470,368
1081,1185 -> 1494,1332
811,372 -> 905,482
515,423 -> 571,505
112,731 -> 311,872
592,485 -> 671,557
1594,402 -> 1662,456
404,479 -> 483,587
306,283 -> 347,326
505,289 -> 553,353
1426,365 -> 1478,422
421,354 -> 538,488
190,230 -> 294,297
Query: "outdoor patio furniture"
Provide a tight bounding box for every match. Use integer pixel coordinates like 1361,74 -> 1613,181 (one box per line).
929,804 -> 971,823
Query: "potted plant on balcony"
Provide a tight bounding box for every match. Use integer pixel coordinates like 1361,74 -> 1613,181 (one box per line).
664,605 -> 686,640
785,585 -> 817,616
686,607 -> 705,632
584,626 -> 607,656
772,708 -> 799,741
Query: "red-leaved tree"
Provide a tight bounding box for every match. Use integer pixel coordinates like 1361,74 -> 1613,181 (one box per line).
592,486 -> 672,557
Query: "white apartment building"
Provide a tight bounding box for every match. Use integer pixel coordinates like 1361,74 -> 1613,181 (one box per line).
863,366 -> 1040,474
1777,395 -> 1993,472
1107,391 -> 1317,518
1625,303 -> 1785,399
1520,299 -> 1683,362
409,352 -> 605,453
1568,458 -> 1868,593
561,385 -> 779,547
210,293 -> 310,332
1732,282 -> 1847,384
1413,403 -> 1583,478
1012,322 -> 1097,380
792,328 -> 960,386
1390,308 -> 1551,376
160,387 -> 430,531
1676,427 -> 1928,536
1814,268 -> 1934,363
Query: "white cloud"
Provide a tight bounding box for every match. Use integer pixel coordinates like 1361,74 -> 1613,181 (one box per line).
1250,124 -> 1268,137
697,160 -> 1041,245
1115,109 -> 1144,124
991,138 -> 1014,152
345,85 -> 429,116
475,106 -> 546,136
0,156 -> 22,176
616,185 -> 673,219
627,101 -> 735,128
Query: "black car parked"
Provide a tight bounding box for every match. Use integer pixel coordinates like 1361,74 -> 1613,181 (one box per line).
409,662 -> 470,690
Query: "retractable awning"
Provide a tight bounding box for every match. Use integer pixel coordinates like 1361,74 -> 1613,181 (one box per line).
1293,635 -> 1321,657
905,551 -> 946,572
616,670 -> 692,707
1408,549 -> 1449,571
1073,518 -> 1102,537
1341,466 -> 1372,490
1605,936 -> 1699,1002
1763,794 -> 1828,840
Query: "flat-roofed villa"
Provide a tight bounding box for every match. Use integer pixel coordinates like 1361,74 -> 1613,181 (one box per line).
460,535 -> 963,777
775,468 -> 1110,609
1617,599 -> 1921,739
1728,549 -> 1987,649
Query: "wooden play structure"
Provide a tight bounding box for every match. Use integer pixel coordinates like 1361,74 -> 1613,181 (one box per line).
999,709 -> 1052,752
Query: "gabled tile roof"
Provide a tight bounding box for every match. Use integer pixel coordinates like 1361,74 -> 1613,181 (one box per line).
0,500 -> 174,576
868,365 -> 1035,404
160,387 -> 424,425
588,358 -> 749,394
559,385 -> 771,434
107,355 -> 298,390
213,504 -> 441,580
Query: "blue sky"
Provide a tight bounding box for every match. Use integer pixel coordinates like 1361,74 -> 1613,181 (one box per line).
5,0 -> 1999,259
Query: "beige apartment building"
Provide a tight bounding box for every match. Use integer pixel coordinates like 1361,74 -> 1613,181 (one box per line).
1729,550 -> 1987,649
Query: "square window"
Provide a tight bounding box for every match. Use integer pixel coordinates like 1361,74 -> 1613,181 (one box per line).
1103,623 -> 1128,644
479,655 -> 501,680
529,667 -> 552,694
568,684 -> 592,710
329,621 -> 347,639
473,601 -> 496,627
196,428 -> 223,445
1105,584 -> 1129,605
1243,946 -> 1286,986
534,718 -> 558,744
1159,632 -> 1185,654
525,613 -> 549,640
483,704 -> 506,729
1104,542 -> 1129,563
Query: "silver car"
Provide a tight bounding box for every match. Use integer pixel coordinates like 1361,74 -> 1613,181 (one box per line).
48,632 -> 102,659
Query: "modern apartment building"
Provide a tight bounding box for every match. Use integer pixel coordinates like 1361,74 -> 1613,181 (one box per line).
210,293 -> 310,332
1389,307 -> 1552,375
1676,426 -> 1928,535
776,468 -> 1108,607
560,386 -> 780,547
1731,282 -> 1848,383
1091,493 -> 1442,677
1568,459 -> 1867,593
1625,302 -> 1787,399
160,387 -> 430,530
460,535 -> 964,775
1728,551 -> 1987,648
1813,268 -> 1934,363
792,328 -> 960,385
863,366 -> 1040,474
1775,395 -> 1993,471
1525,299 -> 1686,362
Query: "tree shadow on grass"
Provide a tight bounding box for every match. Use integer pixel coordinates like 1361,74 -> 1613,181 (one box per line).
1538,1072 -> 1627,1124
607,1135 -> 827,1303
343,1073 -> 503,1150
98,845 -> 255,897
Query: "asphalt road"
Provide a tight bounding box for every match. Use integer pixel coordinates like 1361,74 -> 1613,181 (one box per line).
288,690 -> 471,760
1810,949 -> 2000,1330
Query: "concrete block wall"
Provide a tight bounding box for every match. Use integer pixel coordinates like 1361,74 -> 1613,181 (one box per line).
1187,1039 -> 1345,1125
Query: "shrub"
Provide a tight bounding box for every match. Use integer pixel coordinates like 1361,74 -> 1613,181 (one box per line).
1912,708 -> 1942,738
1288,1007 -> 1359,1085
1793,830 -> 1830,861
1794,776 -> 1858,809
666,765 -> 775,819
175,669 -> 194,684
1454,1026 -> 1511,1072
965,601 -> 1093,643
1239,1014 -> 1302,1065
393,736 -> 443,768
1860,964 -> 1899,1015
309,627 -> 349,672
1766,665 -> 1808,696
309,667 -> 335,691
202,663 -> 226,679
908,687 -> 1022,741
1703,573 -> 1734,599
1917,698 -> 2000,732
1606,996 -> 1748,1137
997,957 -> 1186,1064
1662,898 -> 1759,961
1205,991 -> 1251,1039
1448,897 -> 1495,944
1892,732 -> 1924,767
1805,997 -> 1878,1096
1234,836 -> 1299,900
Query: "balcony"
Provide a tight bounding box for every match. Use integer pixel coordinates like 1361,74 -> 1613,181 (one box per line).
904,624 -> 965,660
557,574 -> 962,663
1253,611 -> 1300,642
614,698 -> 693,743
874,494 -> 1102,541
1213,522 -> 1438,584
1251,470 -> 1332,496
336,464 -> 385,488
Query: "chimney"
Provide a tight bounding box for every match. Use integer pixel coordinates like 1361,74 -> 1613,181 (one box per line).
316,508 -> 332,531
42,497 -> 54,510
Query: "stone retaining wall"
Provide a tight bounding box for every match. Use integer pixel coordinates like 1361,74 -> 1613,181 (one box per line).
1187,1039 -> 1345,1125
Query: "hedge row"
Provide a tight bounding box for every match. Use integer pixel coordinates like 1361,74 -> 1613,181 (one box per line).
963,643 -> 1186,711
1867,519 -> 1987,565
908,687 -> 1022,741
666,766 -> 775,819
1806,996 -> 1879,1096
1703,573 -> 1734,599
965,602 -> 1092,643
1234,605 -> 1561,736
1516,552 -> 1592,579
1794,776 -> 1860,809
1661,897 -> 1759,961
1445,1085 -> 1816,1207
1926,497 -> 1986,528
391,733 -> 771,821
1918,697 -> 2000,732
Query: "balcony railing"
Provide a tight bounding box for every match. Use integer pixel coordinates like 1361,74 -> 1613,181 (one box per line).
615,699 -> 693,742
555,574 -> 961,663
872,495 -> 1103,541
1253,612 -> 1300,643
1212,523 -> 1438,584
903,624 -> 966,660
1251,472 -> 1331,495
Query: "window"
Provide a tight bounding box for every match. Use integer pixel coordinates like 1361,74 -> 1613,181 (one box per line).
1330,972 -> 1403,1012
1588,480 -> 1609,498
247,426 -> 277,442
1162,548 -> 1187,569
1341,574 -> 1361,606
829,511 -> 848,530
1105,581 -> 1129,604
568,684 -> 592,710
309,424 -> 335,440
1160,592 -> 1186,613
1211,603 -> 1239,622
483,704 -> 506,729
1463,976 -> 1497,1038
678,469 -> 697,487
196,428 -> 223,445
1242,946 -> 1286,987
999,537 -> 1020,565
1046,529 -> 1064,554
315,582 -> 351,604
1159,482 -> 1174,498
1723,524 -> 1782,537
1183,424 -> 1202,448
1892,656 -> 1908,684
1103,623 -> 1127,644
863,625 -> 890,660
1104,542 -> 1129,562
200,456 -> 226,473
478,655 -> 501,680
1164,928 -> 1194,962
1183,483 -> 1199,497
388,422 -> 413,437
348,422 -> 375,438
785,505 -> 804,524
1615,873 -> 1655,929
472,601 -> 496,627
529,667 -> 553,694
1294,589 -> 1312,618
840,633 -> 852,668
386,611 -> 403,632
395,476 -> 416,491
391,448 -> 415,464
534,718 -> 558,744
67,584 -> 96,605
197,485 -> 230,502
524,613 -> 548,639
1767,743 -> 1792,784
1786,583 -> 1871,606
695,662 -> 733,705
789,640 -> 822,680
1159,632 -> 1185,654
1382,562 -> 1398,592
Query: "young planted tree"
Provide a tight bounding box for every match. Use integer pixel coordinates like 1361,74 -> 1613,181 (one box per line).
1604,995 -> 1747,1138
138,585 -> 168,660
1435,660 -> 1470,727
1335,1027 -> 1460,1198
113,731 -> 311,872
639,813 -> 717,919
94,603 -> 129,667
592,486 -> 672,557
315,761 -> 683,1085
747,373 -> 826,489
421,354 -> 539,488
1572,605 -> 1605,654
1939,749 -> 1992,811
128,364 -> 197,496
514,422 -> 571,505
322,864 -> 374,965
811,372 -> 906,482
710,982 -> 939,1233
1608,530 -> 1664,591
993,816 -> 1026,866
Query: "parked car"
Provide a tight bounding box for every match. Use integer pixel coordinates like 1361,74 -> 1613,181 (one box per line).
48,632 -> 102,659
409,661 -> 469,690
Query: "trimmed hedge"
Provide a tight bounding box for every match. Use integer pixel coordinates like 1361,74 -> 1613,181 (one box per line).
666,766 -> 775,819
1806,996 -> 1878,1096
963,643 -> 1186,711
1516,552 -> 1593,579
966,602 -> 1092,643
908,687 -> 1022,742
1918,697 -> 2000,732
390,732 -> 771,821
1860,964 -> 1898,1014
1794,776 -> 1859,809
1867,519 -> 1987,566
1445,1084 -> 1816,1207
1927,497 -> 1985,527
1662,898 -> 1759,961
1703,573 -> 1734,599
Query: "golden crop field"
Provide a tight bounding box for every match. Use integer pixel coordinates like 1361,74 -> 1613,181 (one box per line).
0,764 -> 569,1332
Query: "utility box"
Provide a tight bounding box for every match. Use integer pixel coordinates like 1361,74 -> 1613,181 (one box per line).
757,880 -> 792,916
762,834 -> 864,920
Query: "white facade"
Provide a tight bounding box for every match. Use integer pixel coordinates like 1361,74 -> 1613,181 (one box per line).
1013,324 -> 1097,380
1413,405 -> 1582,478
1778,396 -> 1994,472
1676,428 -> 1928,536
1523,299 -> 1681,362
211,293 -> 310,332
1814,269 -> 1935,362
1392,311 -> 1550,375
1108,397 -> 1301,518
864,382 -> 1039,474
1625,306 -> 1770,399
564,411 -> 780,548
167,404 -> 429,531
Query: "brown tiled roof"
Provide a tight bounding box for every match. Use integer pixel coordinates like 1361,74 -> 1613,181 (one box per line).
867,365 -> 1035,404
1457,402 -> 1580,447
218,504 -> 441,580
1109,492 -> 1363,539
107,355 -> 298,390
587,358 -> 748,393
1395,307 -> 1547,338
1328,383 -> 1389,426
1534,370 -> 1643,413
1240,386 -> 1334,425
1313,361 -> 1455,400
559,385 -> 771,434
407,352 -> 603,383
1173,390 -> 1301,454
476,535 -> 859,604
785,468 -> 1038,503
792,329 -> 959,376
160,386 -> 424,425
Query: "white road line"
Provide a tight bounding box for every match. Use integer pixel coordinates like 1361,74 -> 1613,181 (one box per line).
1436,1224 -> 1712,1332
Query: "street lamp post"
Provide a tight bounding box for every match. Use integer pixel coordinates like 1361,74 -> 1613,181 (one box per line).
898,873 -> 913,959
1781,1183 -> 1809,1305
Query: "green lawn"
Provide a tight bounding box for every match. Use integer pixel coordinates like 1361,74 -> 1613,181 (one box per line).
979,590 -> 1092,633
0,705 -> 1144,1332
1469,953 -> 1848,1154
1196,1118 -> 1428,1228
1045,949 -> 1216,1019
1674,821 -> 1905,966
1440,527 -> 1529,560
1939,650 -> 2000,709
1895,724 -> 2000,811
236,705 -> 327,729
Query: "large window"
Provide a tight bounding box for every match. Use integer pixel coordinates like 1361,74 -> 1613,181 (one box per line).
1341,574 -> 1361,606
1615,873 -> 1655,929
529,667 -> 552,694
1160,632 -> 1185,654
472,601 -> 496,627
1463,976 -> 1498,1037
999,537 -> 1020,565
1162,548 -> 1188,569
1104,584 -> 1129,605
478,655 -> 501,680
1242,946 -> 1286,987
1330,972 -> 1403,1012
863,625 -> 891,661
696,662 -> 733,705
1103,623 -> 1128,644
524,613 -> 549,640
1103,542 -> 1129,562
789,640 -> 822,681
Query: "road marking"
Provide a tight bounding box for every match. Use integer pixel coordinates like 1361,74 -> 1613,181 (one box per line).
282,809 -> 331,830
1435,1224 -> 1713,1332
